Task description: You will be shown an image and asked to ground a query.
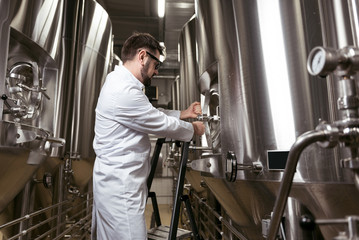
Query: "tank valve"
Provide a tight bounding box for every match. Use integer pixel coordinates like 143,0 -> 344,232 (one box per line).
1,94 -> 27,116
226,151 -> 263,182
226,151 -> 237,182
33,172 -> 53,189
197,114 -> 220,122
16,83 -> 50,100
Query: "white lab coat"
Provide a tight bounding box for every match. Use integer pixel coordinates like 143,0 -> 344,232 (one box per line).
91,65 -> 194,240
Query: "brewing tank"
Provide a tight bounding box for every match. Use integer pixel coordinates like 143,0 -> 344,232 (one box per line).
0,1 -> 112,237
0,0 -> 64,215
185,0 -> 359,239
48,0 -> 112,162
179,16 -> 200,111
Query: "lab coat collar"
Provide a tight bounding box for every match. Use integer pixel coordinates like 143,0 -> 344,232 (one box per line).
115,64 -> 145,90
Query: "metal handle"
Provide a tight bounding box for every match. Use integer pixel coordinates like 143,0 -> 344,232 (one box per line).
267,130 -> 333,240
16,83 -> 50,100
46,136 -> 65,147
197,114 -> 220,122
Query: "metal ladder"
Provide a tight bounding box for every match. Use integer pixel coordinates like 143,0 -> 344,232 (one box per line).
147,138 -> 200,240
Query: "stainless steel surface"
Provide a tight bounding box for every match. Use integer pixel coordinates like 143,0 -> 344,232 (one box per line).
9,0 -> 64,61
0,0 -> 63,214
67,0 -> 112,161
6,31 -> 59,132
170,76 -> 180,111
284,197 -> 324,240
189,156 -> 221,178
0,145 -> 39,213
268,130 -> 329,239
176,0 -> 359,239
4,0 -> 359,239
179,16 -> 199,110
0,0 -> 12,120
0,0 -> 112,238
177,16 -> 205,197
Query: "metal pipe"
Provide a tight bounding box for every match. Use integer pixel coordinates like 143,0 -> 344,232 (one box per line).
52,213 -> 92,240
267,130 -> 330,240
189,146 -> 213,151
316,218 -> 348,225
8,214 -> 59,240
199,219 -> 218,240
67,207 -> 89,221
8,202 -> 92,240
0,200 -> 70,230
355,173 -> 359,191
36,210 -> 91,240
56,163 -> 65,237
199,208 -> 223,235
19,181 -> 31,240
2,196 -> 92,239
33,222 -> 67,240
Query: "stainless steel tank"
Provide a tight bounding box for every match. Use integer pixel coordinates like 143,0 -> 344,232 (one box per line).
55,0 -> 112,160
0,0 -> 64,215
0,2 -> 67,239
66,0 -> 112,162
186,0 -> 359,239
54,0 -> 112,194
0,0 -> 112,237
179,16 -> 200,110
178,16 -> 207,194
171,76 -> 180,111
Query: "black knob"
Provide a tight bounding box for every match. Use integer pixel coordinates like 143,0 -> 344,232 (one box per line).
180,195 -> 189,201
300,214 -> 316,231
42,172 -> 53,189
1,94 -> 7,100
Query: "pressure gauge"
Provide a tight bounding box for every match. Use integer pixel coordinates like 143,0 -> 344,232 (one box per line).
307,46 -> 338,77
309,48 -> 325,75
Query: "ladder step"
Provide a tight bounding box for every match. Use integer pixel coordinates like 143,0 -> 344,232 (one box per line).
148,225 -> 192,240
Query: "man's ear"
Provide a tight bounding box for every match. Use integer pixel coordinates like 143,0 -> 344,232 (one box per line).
138,50 -> 146,66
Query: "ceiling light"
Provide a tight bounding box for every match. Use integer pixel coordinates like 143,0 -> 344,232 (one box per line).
158,0 -> 165,18
160,42 -> 166,61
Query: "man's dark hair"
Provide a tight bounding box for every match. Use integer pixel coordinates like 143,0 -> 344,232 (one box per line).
121,32 -> 165,63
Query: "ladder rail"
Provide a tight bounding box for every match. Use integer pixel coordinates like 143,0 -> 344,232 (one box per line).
168,141 -> 190,240
147,140 -> 200,240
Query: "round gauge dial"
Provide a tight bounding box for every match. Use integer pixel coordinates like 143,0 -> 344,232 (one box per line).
308,47 -> 326,76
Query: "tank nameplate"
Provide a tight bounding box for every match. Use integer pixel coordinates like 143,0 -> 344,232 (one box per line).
267,151 -> 289,170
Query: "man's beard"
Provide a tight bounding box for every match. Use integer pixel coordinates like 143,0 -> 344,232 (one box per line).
141,61 -> 152,87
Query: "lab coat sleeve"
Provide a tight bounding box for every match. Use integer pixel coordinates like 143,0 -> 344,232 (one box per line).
113,88 -> 193,142
157,108 -> 181,118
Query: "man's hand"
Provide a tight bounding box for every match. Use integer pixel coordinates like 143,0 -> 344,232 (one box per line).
180,102 -> 202,120
192,121 -> 205,136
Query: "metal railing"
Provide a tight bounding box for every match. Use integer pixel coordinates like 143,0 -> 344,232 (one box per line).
192,192 -> 248,240
0,192 -> 93,240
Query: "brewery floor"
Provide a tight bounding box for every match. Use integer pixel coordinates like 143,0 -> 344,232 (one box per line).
145,203 -> 172,229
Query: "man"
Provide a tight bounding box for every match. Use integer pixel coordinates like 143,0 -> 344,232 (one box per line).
91,32 -> 205,239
